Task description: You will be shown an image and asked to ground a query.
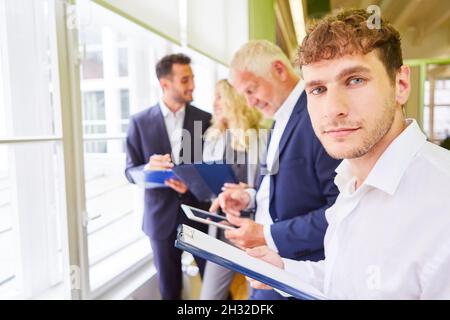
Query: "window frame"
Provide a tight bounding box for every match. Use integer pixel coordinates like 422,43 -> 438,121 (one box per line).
55,0 -> 152,300
1,0 -> 230,300
0,0 -> 70,300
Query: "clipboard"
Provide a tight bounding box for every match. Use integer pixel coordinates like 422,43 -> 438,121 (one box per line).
129,163 -> 237,195
173,163 -> 238,202
175,224 -> 327,300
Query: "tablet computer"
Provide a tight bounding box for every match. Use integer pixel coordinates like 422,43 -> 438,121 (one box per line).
181,204 -> 237,230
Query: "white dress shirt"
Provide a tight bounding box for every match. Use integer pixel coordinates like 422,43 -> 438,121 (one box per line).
281,119 -> 450,299
159,100 -> 186,165
203,129 -> 226,163
247,80 -> 305,252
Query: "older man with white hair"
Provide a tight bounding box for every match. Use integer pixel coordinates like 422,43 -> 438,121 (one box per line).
210,40 -> 341,300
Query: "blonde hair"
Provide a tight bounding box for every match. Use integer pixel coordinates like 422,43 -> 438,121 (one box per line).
229,40 -> 293,79
208,79 -> 265,151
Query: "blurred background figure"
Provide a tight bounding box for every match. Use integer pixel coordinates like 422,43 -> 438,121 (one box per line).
201,79 -> 269,300
125,54 -> 211,300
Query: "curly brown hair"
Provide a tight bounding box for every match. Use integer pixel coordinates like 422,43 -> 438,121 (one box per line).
297,9 -> 403,82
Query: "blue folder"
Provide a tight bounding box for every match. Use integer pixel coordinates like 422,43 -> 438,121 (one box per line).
172,163 -> 238,202
143,169 -> 175,188
174,224 -> 324,300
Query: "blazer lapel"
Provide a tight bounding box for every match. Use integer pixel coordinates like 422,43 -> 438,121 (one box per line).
276,91 -> 307,158
268,91 -> 307,206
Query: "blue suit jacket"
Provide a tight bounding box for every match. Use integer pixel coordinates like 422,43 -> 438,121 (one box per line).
125,103 -> 212,240
264,91 -> 340,260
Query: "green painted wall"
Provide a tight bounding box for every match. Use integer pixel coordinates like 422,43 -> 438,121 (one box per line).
248,0 -> 276,43
306,0 -> 330,19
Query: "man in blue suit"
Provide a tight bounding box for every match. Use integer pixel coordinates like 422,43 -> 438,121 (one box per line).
125,54 -> 211,299
210,41 -> 340,299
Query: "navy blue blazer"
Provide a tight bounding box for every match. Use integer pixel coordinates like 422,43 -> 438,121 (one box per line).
125,103 -> 212,240
264,91 -> 340,260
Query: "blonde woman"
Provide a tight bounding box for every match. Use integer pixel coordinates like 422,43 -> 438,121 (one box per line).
201,79 -> 270,300
203,79 -> 270,187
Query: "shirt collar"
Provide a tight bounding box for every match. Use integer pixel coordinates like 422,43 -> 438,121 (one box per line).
335,119 -> 427,196
159,99 -> 186,118
273,80 -> 304,122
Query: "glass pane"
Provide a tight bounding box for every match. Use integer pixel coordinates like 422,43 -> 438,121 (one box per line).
121,124 -> 129,134
82,91 -> 106,121
120,89 -> 130,120
118,47 -> 128,77
81,51 -> 104,80
435,79 -> 450,105
84,125 -> 107,135
84,141 -> 107,154
423,76 -> 450,144
79,27 -> 102,47
434,106 -> 450,141
77,0 -> 165,291
0,142 -> 67,299
77,0 -> 229,292
83,141 -> 146,290
423,105 -> 430,135
0,144 -> 14,296
0,0 -> 61,139
0,42 -> 5,138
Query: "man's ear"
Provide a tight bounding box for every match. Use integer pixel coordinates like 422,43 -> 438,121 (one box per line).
271,60 -> 287,81
396,65 -> 410,106
159,77 -> 171,92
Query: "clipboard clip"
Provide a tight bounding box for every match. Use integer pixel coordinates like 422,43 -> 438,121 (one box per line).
177,224 -> 194,240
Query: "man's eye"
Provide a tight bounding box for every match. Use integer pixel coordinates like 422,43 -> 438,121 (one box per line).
311,87 -> 326,95
349,78 -> 365,85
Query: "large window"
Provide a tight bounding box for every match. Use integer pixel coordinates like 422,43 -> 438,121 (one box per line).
77,0 -> 228,294
1,0 -> 229,299
82,90 -> 107,153
78,0 -> 149,292
120,89 -> 130,134
424,78 -> 450,143
0,0 -> 69,299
